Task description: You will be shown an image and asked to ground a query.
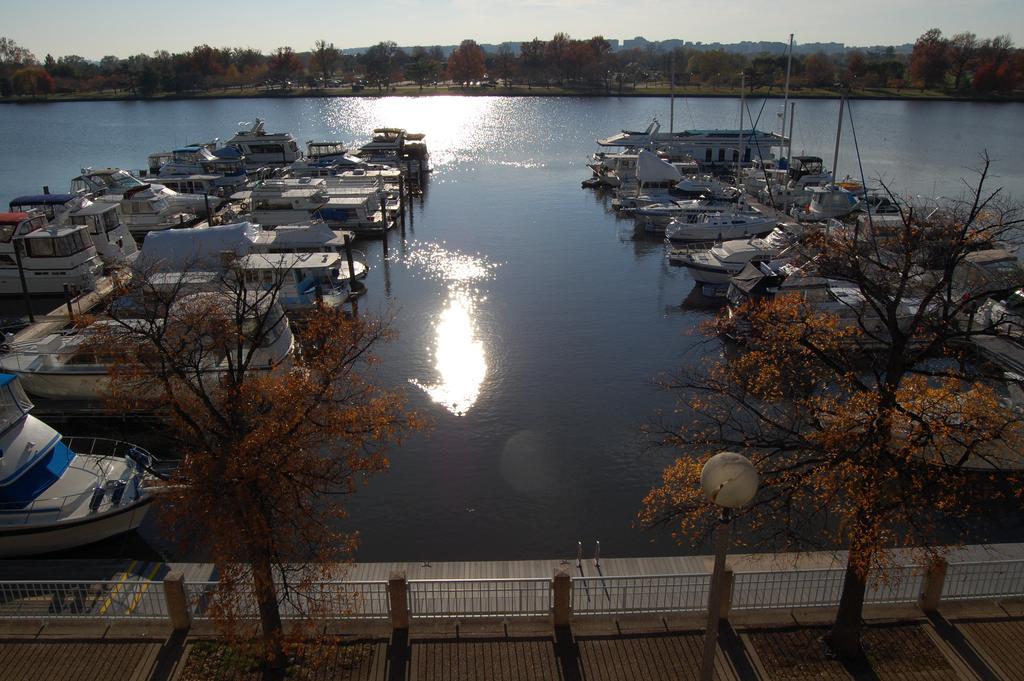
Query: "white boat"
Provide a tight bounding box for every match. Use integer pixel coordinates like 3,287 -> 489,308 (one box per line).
96,185 -> 197,238
142,252 -> 364,312
225,118 -> 302,168
241,179 -> 392,235
758,156 -> 833,208
71,168 -> 215,218
8,194 -> 138,266
635,197 -> 759,233
234,252 -> 363,309
597,118 -> 785,166
665,210 -> 777,243
149,145 -> 249,192
139,221 -> 366,271
670,227 -> 799,285
792,186 -> 861,222
0,374 -> 156,557
356,128 -> 430,175
0,294 -> 295,401
289,141 -> 372,177
0,210 -> 103,295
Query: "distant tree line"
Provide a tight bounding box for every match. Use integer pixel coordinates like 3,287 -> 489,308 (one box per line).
0,30 -> 1021,99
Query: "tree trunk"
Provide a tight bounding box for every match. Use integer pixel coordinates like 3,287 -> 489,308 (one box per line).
825,555 -> 868,657
252,557 -> 287,681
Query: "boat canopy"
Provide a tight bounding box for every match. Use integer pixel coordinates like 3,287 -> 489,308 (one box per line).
0,374 -> 33,435
9,194 -> 78,208
637,150 -> 682,183
138,221 -> 259,270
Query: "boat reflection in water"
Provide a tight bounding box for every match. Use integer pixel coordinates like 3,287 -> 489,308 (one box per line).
405,242 -> 498,416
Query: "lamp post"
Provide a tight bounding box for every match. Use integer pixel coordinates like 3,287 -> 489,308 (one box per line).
698,451 -> 759,681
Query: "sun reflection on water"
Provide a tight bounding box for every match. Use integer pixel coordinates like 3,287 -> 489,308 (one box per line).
316,96 -> 530,171
403,242 -> 501,416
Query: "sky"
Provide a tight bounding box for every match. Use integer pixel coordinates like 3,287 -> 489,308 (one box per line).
3,0 -> 1021,60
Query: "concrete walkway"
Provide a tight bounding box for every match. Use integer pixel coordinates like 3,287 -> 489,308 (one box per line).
2,600 -> 1024,680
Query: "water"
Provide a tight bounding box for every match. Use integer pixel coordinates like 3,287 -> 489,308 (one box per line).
2,96 -> 1023,563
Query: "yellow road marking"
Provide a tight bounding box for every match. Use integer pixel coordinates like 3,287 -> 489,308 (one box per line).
98,560 -> 137,615
126,562 -> 163,614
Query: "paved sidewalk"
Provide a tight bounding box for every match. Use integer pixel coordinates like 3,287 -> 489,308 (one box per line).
2,601 -> 1024,680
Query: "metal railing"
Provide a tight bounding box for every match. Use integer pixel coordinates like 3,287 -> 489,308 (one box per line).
573,574 -> 710,615
942,559 -> 1024,601
732,565 -> 924,611
5,556 -> 1024,624
0,580 -> 166,620
408,578 -> 552,619
185,580 -> 390,621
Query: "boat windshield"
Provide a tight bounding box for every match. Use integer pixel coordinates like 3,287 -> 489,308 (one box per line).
104,171 -> 146,191
0,376 -> 33,434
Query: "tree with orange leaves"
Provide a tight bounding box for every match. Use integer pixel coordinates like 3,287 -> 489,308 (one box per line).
447,39 -> 485,86
98,263 -> 421,680
642,156 -> 1024,658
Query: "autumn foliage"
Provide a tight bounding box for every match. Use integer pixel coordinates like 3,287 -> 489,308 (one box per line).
98,268 -> 421,679
642,160 -> 1024,656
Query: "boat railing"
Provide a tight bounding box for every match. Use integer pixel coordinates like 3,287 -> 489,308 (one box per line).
0,439 -> 156,526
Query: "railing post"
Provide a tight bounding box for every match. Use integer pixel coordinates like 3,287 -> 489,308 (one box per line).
719,567 -> 734,620
388,571 -> 410,631
918,558 -> 948,613
163,572 -> 191,632
552,569 -> 572,630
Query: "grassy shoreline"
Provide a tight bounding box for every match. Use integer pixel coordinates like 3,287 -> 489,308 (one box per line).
3,83 -> 1022,104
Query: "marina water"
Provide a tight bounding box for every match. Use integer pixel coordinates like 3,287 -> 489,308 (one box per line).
2,96 -> 1023,562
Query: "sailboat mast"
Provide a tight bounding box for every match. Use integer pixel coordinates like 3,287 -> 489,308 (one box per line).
669,54 -> 675,134
780,34 -> 793,163
782,102 -> 797,216
736,72 -> 745,179
831,94 -> 845,186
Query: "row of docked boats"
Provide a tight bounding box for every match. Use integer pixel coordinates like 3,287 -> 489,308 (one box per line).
0,117 -> 427,298
0,118 -> 434,557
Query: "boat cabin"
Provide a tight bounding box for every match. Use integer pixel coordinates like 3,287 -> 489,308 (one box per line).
8,194 -> 84,223
788,156 -> 825,183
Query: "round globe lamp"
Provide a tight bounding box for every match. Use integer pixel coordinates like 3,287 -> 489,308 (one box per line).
699,451 -> 759,681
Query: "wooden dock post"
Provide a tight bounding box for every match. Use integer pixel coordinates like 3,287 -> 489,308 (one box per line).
388,571 -> 410,631
552,569 -> 572,630
163,572 -> 191,631
918,558 -> 948,612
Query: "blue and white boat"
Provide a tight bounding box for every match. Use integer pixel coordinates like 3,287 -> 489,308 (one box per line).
0,374 -> 156,556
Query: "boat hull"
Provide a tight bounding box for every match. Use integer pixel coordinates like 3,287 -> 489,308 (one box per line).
0,495 -> 153,557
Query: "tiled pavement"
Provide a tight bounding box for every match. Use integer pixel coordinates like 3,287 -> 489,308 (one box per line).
3,602 -> 1024,680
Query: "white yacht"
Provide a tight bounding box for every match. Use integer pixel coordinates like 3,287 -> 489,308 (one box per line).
0,294 -> 295,401
0,374 -> 156,557
670,227 -> 799,284
71,168 -> 215,217
225,118 -> 302,168
8,194 -> 138,266
0,211 -> 103,295
792,186 -> 861,222
96,185 -> 197,238
138,221 -> 366,272
758,156 -> 833,208
289,142 -> 371,177
637,198 -> 762,234
149,144 -> 248,193
235,252 -> 364,310
597,118 -> 785,166
356,128 -> 430,175
241,179 -> 391,235
665,210 -> 777,243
